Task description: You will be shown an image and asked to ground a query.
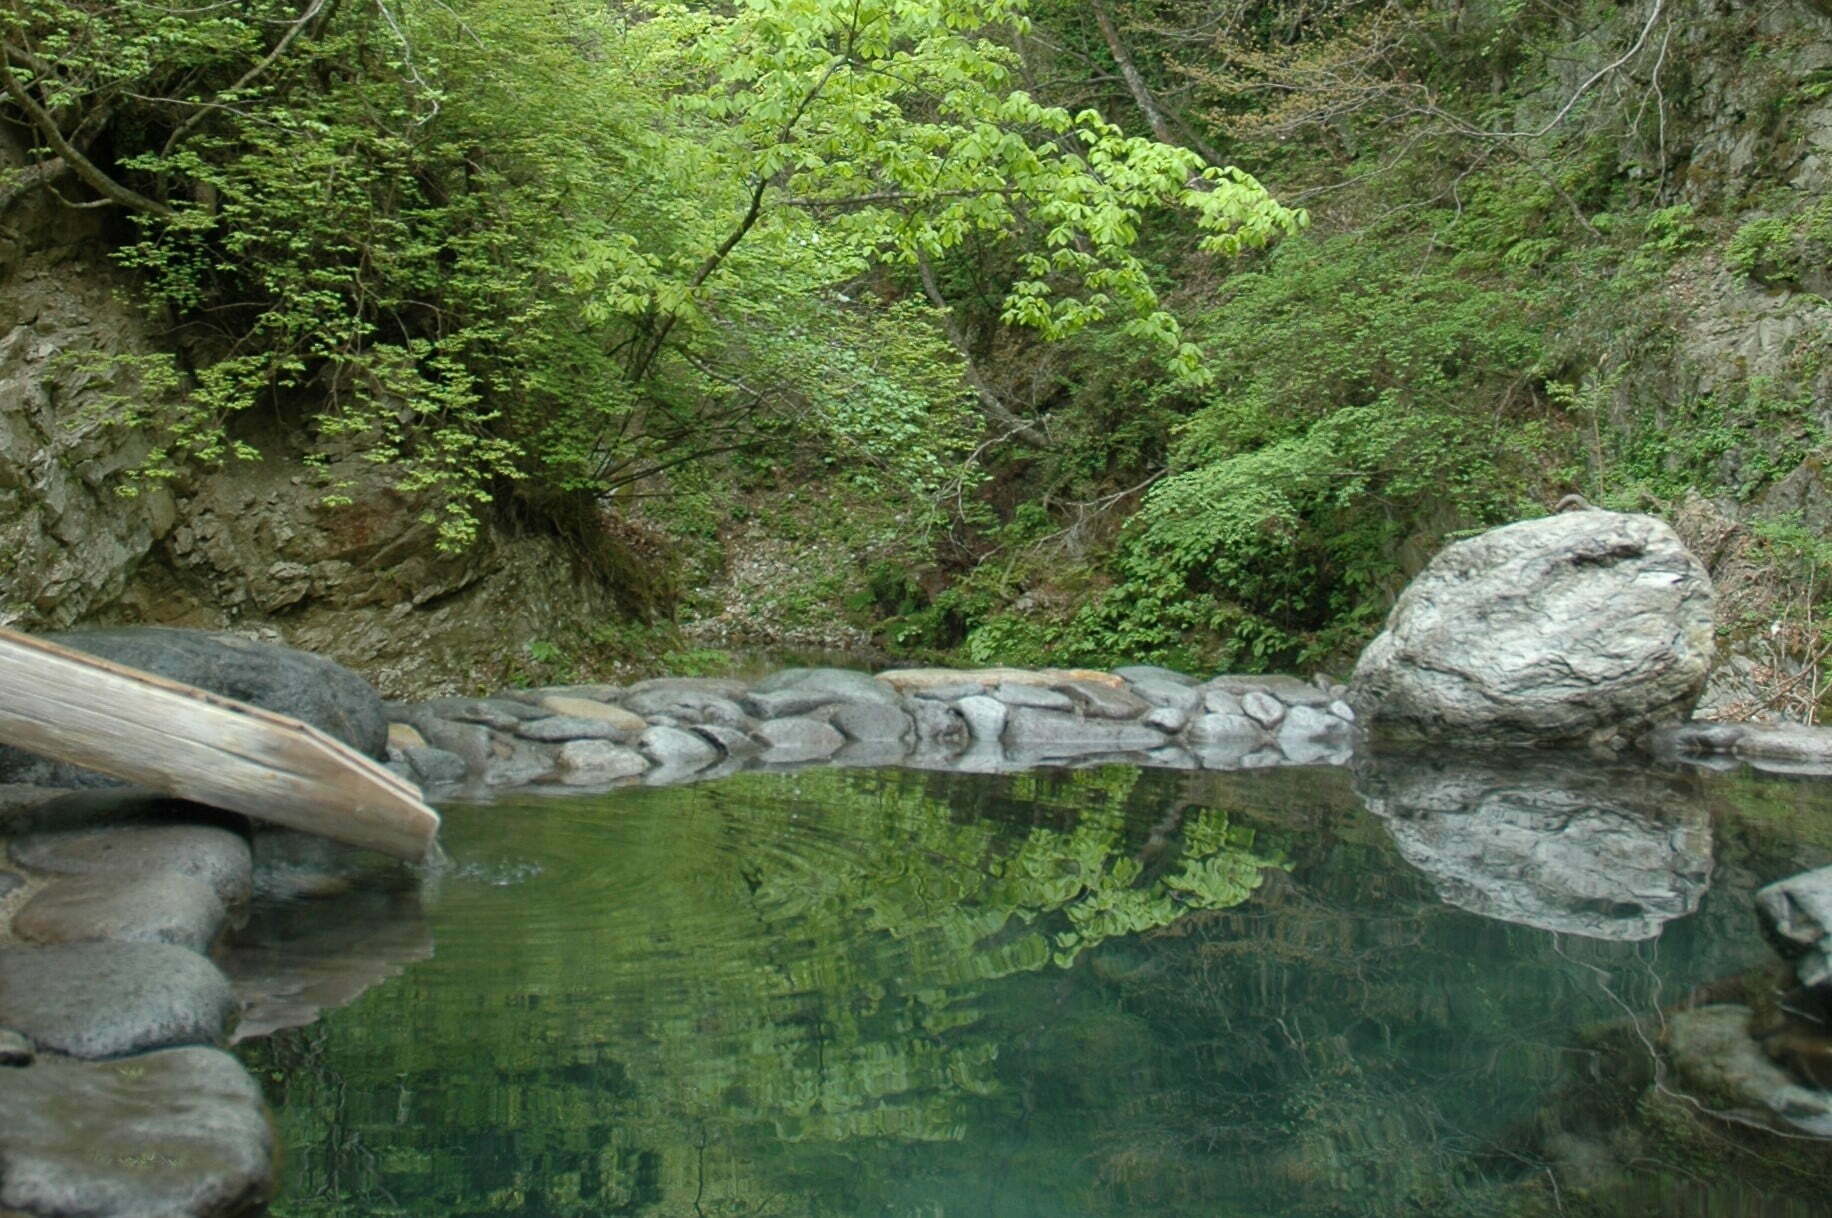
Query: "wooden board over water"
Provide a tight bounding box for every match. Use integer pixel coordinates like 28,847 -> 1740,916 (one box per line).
0,626 -> 439,861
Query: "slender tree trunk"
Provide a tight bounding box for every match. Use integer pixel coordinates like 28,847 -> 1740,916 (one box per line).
917,252 -> 1049,449
1090,0 -> 1176,146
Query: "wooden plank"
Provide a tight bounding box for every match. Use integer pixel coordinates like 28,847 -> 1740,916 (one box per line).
0,627 -> 440,861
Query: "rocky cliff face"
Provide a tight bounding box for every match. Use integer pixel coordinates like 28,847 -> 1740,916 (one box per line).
0,127 -> 618,697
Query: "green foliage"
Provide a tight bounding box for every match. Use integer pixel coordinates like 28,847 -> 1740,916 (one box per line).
1726,196 -> 1832,288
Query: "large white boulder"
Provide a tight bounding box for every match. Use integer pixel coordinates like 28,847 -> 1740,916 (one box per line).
1350,511 -> 1714,748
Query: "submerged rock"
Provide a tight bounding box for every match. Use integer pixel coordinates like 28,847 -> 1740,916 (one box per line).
1350,511 -> 1714,749
1355,751 -> 1713,940
0,1045 -> 276,1217
1665,1005 -> 1832,1138
1756,865 -> 1832,1001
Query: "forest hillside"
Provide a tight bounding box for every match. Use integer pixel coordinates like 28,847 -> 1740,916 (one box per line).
1,0 -> 1828,706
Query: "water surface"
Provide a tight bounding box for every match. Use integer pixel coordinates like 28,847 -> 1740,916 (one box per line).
233,760 -> 1832,1216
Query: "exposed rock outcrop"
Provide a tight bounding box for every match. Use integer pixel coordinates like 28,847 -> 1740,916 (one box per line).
1350,511 -> 1715,749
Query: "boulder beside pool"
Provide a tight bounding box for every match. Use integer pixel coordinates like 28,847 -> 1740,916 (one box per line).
1349,510 -> 1714,750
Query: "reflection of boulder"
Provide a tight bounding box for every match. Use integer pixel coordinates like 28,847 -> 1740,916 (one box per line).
1354,752 -> 1712,940
218,889 -> 432,1042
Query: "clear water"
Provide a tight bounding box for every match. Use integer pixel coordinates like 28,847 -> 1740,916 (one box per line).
231,760 -> 1832,1217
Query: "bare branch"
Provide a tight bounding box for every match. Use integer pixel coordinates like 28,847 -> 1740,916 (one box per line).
0,57 -> 175,217
162,0 -> 330,156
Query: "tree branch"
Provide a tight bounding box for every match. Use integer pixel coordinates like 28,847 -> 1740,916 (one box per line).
0,57 -> 175,217
162,0 -> 330,156
917,251 -> 1050,450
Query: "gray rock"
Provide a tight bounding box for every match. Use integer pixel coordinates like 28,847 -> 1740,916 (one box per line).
1203,674 -> 1336,707
751,667 -> 901,706
1665,1005 -> 1832,1138
0,869 -> 20,898
1327,699 -> 1356,722
0,628 -> 387,787
0,1045 -> 276,1216
743,687 -> 843,718
1355,752 -> 1713,940
908,698 -> 968,750
520,682 -> 625,702
1055,680 -> 1151,720
514,714 -> 634,743
905,682 -> 986,702
1239,691 -> 1286,730
1349,512 -> 1714,748
989,682 -> 1076,711
691,724 -> 763,758
623,688 -> 753,728
555,740 -> 648,785
754,717 -> 847,761
638,725 -> 722,770
10,820 -> 253,907
404,746 -> 470,785
416,696 -> 548,730
0,1028 -> 31,1066
1644,721 -> 1748,757
246,828 -> 412,903
533,696 -> 648,733
482,737 -> 557,788
824,701 -> 913,744
382,758 -> 415,783
625,676 -> 750,700
0,942 -> 237,1059
1126,677 -> 1203,713
1142,704 -> 1191,734
1756,866 -> 1832,996
1733,725 -> 1832,765
954,694 -> 1008,742
1002,707 -> 1167,751
1185,713 -> 1267,746
14,874 -> 227,954
1277,703 -> 1346,743
408,717 -> 493,774
1113,665 -> 1199,687
1201,689 -> 1244,716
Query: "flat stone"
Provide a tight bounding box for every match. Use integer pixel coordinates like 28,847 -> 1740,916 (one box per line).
10,822 -> 252,906
754,717 -> 847,761
404,746 -> 470,785
514,714 -> 634,743
905,682 -> 985,702
751,667 -> 902,707
0,1045 -> 276,1217
555,740 -> 648,785
536,696 -> 648,734
0,942 -> 236,1059
1186,712 -> 1267,745
0,1027 -> 32,1066
1240,691 -> 1286,729
824,701 -> 913,743
14,875 -> 227,954
1645,722 -> 1748,757
1001,707 -> 1167,751
386,722 -> 427,751
990,682 -> 1076,711
521,682 -> 625,702
623,688 -> 753,728
418,696 -> 546,730
1201,689 -> 1244,716
877,666 -> 1126,693
1734,725 -> 1832,764
638,725 -> 722,770
1328,699 -> 1356,722
954,694 -> 1008,742
1055,679 -> 1151,719
625,676 -> 750,700
1203,674 -> 1336,707
1113,665 -> 1200,687
744,688 -> 843,718
1125,677 -> 1203,713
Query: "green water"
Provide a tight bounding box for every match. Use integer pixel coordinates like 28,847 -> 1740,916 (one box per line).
234,762 -> 1832,1217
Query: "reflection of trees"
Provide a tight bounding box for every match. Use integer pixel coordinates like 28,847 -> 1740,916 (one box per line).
243,766 -> 1287,1216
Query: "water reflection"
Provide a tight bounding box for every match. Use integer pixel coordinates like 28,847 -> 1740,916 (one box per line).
227,761 -> 1832,1216
1355,750 -> 1714,940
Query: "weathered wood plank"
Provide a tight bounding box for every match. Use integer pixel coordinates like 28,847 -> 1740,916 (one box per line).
0,627 -> 440,861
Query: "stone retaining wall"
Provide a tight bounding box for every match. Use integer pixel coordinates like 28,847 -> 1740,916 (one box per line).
381,664 -> 1359,796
